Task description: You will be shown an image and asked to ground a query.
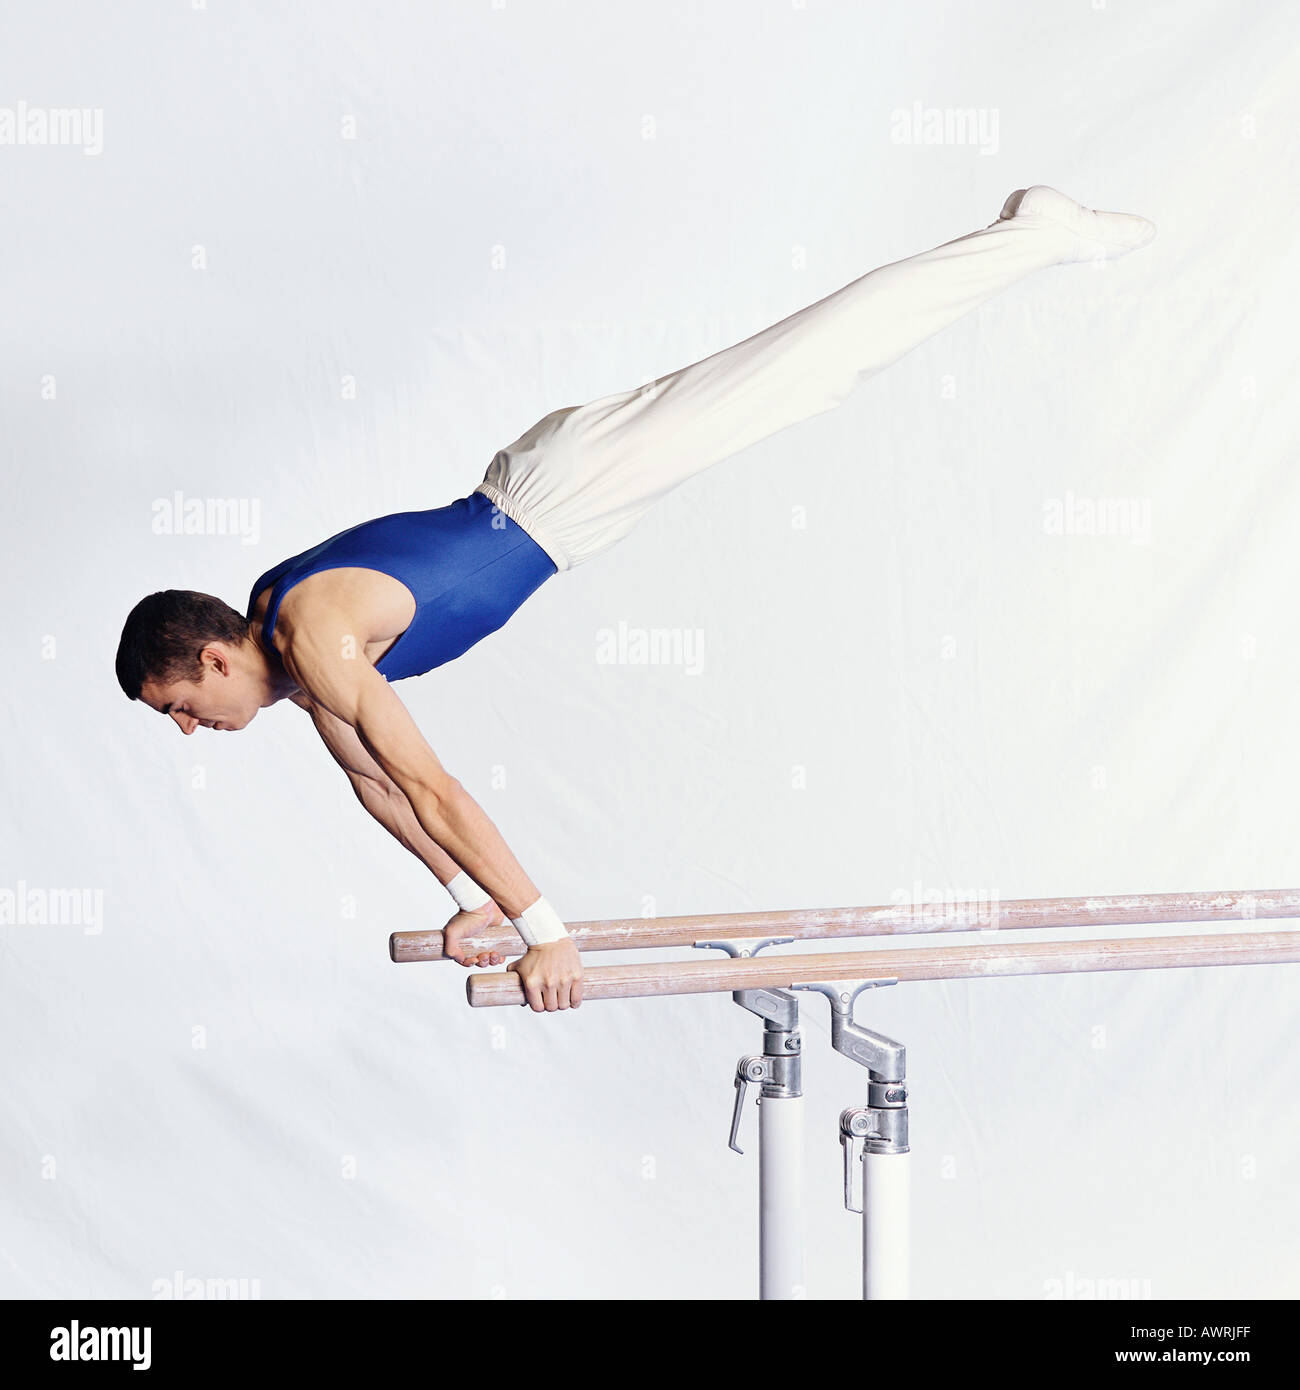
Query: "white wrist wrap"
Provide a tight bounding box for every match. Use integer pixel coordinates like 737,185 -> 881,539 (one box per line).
447,871 -> 492,912
510,896 -> 569,946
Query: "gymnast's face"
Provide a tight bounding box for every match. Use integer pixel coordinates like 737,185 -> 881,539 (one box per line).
140,646 -> 262,734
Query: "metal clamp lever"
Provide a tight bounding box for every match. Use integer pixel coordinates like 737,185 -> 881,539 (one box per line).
729,1055 -> 770,1154
839,1096 -> 909,1211
841,1109 -> 872,1213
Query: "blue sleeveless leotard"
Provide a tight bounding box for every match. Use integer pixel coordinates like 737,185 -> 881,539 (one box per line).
246,493 -> 557,681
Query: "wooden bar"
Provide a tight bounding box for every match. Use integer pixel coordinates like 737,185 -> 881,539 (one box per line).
464,929 -> 1300,1007
391,887 -> 1300,963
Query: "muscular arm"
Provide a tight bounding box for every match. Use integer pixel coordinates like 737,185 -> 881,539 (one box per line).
278,609 -> 544,919
298,695 -> 466,887
299,696 -> 512,968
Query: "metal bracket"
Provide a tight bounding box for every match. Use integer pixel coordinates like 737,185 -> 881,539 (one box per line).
791,977 -> 910,1208
694,937 -> 802,1152
789,977 -> 904,1081
693,934 -> 797,959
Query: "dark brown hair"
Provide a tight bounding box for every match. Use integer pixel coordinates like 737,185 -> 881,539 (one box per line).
115,590 -> 250,699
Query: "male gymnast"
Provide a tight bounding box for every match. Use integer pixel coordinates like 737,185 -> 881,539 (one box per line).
115,186 -> 1156,1013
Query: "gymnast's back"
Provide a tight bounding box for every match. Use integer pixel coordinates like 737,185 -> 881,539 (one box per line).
246,493 -> 557,681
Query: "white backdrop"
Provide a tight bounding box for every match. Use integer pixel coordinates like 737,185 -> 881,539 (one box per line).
3,0 -> 1298,1300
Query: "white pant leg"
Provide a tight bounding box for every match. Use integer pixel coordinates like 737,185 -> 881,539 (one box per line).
477,206 -> 1073,571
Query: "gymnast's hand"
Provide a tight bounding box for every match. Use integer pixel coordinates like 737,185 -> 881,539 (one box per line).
442,900 -> 508,968
507,938 -> 584,1012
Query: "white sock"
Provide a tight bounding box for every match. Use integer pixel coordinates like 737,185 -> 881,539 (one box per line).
998,184 -> 1157,264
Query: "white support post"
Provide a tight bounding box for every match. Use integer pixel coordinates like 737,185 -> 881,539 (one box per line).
759,1094 -> 806,1299
863,1149 -> 910,1299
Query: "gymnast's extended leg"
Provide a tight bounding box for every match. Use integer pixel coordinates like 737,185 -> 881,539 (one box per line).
476,185 -> 1155,570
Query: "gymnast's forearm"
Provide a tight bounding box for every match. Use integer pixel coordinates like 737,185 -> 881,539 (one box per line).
352,773 -> 467,886
403,779 -> 541,921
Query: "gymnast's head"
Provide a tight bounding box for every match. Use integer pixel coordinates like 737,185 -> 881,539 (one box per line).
115,590 -> 268,733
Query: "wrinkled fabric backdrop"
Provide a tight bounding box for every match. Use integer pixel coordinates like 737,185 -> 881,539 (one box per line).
2,0 -> 1298,1299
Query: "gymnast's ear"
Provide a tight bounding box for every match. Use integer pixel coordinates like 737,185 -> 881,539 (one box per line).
115,589 -> 250,699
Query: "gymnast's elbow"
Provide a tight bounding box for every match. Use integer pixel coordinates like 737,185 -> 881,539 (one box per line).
403,771 -> 465,826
